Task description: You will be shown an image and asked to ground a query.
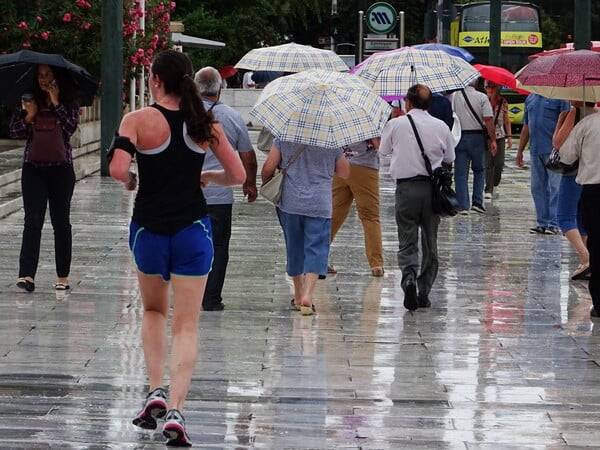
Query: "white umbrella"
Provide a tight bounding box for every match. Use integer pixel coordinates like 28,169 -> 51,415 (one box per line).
250,70 -> 391,149
351,48 -> 480,98
235,43 -> 349,73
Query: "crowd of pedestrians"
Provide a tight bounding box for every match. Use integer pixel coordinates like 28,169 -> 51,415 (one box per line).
9,47 -> 598,447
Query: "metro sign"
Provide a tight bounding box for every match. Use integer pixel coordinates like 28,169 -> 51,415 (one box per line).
366,2 -> 398,34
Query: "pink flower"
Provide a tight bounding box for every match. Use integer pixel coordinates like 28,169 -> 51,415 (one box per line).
41,31 -> 50,40
18,21 -> 29,29
36,16 -> 43,22
169,2 -> 176,10
83,22 -> 91,30
23,42 -> 31,48
63,13 -> 71,22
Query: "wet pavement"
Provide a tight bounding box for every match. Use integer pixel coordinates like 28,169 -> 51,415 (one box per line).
1,146 -> 599,449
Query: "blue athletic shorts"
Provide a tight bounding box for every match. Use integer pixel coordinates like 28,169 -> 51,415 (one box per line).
129,218 -> 214,281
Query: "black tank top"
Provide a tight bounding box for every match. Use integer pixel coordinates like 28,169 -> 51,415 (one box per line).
132,104 -> 207,235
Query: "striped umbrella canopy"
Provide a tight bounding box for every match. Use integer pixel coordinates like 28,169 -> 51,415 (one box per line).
516,50 -> 600,101
235,43 -> 349,73
250,70 -> 391,149
351,48 -> 480,98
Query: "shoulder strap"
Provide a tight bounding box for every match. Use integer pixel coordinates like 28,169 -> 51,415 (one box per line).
283,144 -> 307,171
407,115 -> 433,177
461,90 -> 486,131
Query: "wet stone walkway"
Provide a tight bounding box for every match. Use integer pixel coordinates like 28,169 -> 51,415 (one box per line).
1,148 -> 599,449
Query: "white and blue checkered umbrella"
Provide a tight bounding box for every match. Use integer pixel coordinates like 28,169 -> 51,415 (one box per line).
250,70 -> 391,149
235,43 -> 349,73
352,48 -> 480,96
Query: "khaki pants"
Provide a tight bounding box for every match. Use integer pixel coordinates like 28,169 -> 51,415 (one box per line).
331,164 -> 383,269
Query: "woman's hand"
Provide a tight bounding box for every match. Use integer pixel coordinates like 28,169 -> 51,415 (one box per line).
21,100 -> 38,123
46,80 -> 60,107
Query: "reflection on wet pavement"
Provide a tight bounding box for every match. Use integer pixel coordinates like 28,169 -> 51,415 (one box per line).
0,149 -> 599,448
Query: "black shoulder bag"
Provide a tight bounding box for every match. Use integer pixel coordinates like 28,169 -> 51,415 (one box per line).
407,115 -> 459,217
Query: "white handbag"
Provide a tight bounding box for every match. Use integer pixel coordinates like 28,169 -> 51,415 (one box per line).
259,144 -> 307,205
259,168 -> 285,204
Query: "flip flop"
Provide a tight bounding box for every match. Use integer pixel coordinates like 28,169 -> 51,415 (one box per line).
54,282 -> 70,291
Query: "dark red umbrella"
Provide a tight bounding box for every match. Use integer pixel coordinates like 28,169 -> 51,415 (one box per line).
515,50 -> 600,101
473,63 -> 529,94
529,42 -> 600,60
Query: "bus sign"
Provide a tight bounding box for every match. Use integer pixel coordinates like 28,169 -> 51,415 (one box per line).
365,2 -> 398,34
459,31 -> 542,48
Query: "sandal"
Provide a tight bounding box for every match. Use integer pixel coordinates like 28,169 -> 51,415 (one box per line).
290,299 -> 301,311
54,282 -> 70,291
300,304 -> 316,316
571,264 -> 591,281
17,277 -> 35,292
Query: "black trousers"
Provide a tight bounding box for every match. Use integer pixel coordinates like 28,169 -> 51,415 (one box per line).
203,204 -> 232,307
581,184 -> 600,311
19,163 -> 76,279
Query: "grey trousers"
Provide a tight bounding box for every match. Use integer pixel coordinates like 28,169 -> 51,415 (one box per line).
394,180 -> 440,297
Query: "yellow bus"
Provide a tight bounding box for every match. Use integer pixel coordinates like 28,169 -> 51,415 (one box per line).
451,1 -> 542,130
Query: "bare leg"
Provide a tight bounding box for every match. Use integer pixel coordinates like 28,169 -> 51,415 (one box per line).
565,229 -> 589,266
137,272 -> 170,392
167,275 -> 206,412
299,273 -> 319,307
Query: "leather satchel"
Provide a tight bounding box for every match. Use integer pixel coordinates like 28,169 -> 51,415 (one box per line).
407,115 -> 459,217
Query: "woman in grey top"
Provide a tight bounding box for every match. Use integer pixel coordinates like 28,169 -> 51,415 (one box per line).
261,138 -> 350,315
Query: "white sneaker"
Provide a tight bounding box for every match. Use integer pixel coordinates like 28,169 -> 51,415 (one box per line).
458,209 -> 470,216
484,192 -> 492,200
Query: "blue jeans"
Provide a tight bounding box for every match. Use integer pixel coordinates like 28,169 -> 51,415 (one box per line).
454,133 -> 486,211
557,174 -> 585,235
530,153 -> 561,229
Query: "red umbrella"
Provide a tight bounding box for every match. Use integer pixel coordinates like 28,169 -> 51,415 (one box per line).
473,63 -> 529,94
515,50 -> 600,101
218,65 -> 238,79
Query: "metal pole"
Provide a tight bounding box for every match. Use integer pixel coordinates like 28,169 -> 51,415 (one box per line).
331,0 -> 337,52
101,0 -> 123,176
399,11 -> 405,47
358,10 -> 364,63
139,0 -> 146,108
439,0 -> 452,44
574,0 -> 591,50
489,0 -> 501,66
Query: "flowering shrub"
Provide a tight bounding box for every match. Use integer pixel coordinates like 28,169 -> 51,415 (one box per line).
0,0 -> 175,87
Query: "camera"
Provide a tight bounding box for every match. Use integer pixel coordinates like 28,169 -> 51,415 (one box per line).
21,92 -> 34,103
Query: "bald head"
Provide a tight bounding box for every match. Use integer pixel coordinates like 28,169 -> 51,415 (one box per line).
405,84 -> 432,111
194,66 -> 222,97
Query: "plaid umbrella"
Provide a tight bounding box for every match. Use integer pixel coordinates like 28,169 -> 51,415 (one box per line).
250,70 -> 391,149
235,43 -> 349,73
516,50 -> 600,101
351,48 -> 479,98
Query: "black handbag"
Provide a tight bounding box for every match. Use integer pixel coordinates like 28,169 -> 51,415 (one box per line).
546,148 -> 578,176
407,115 -> 459,217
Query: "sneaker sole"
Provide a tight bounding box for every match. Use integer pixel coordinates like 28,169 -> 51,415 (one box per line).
132,400 -> 167,430
163,421 -> 192,447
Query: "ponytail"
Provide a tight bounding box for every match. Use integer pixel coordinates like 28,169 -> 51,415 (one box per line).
151,50 -> 216,143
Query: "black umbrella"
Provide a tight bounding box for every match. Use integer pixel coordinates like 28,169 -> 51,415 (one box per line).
0,50 -> 98,107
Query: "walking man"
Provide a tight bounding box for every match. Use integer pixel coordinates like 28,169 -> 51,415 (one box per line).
195,66 -> 258,311
516,93 -> 570,235
379,84 -> 455,311
451,80 -> 496,214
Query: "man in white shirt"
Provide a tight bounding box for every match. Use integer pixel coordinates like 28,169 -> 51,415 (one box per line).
380,84 -> 455,311
451,80 -> 496,214
560,112 -> 600,318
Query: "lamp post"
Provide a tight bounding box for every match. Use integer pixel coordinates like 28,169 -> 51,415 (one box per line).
574,0 -> 591,50
101,0 -> 123,176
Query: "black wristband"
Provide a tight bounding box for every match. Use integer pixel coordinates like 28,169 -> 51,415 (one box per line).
107,134 -> 136,163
